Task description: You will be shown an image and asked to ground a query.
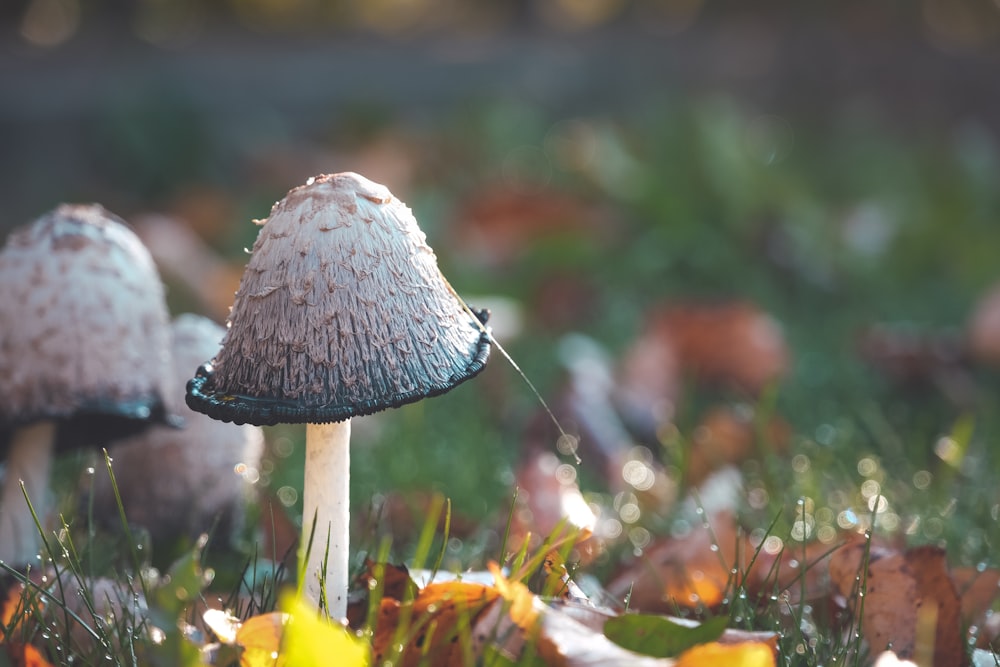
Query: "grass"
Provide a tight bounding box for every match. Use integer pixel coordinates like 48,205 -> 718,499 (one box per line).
4,93 -> 1000,664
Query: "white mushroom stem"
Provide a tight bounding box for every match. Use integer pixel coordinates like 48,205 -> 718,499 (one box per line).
0,420 -> 56,566
301,420 -> 351,618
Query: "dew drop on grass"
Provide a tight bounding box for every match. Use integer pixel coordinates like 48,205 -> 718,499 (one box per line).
709,544 -> 719,552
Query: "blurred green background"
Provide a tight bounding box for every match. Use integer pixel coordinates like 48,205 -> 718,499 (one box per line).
4,0 -> 1000,580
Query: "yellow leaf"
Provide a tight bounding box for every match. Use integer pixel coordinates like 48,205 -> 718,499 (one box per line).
279,594 -> 370,667
489,561 -> 538,630
238,611 -> 290,667
675,641 -> 776,667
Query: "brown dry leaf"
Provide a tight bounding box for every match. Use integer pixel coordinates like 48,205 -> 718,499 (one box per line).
371,580 -> 500,667
451,185 -> 607,268
829,539 -> 965,666
686,406 -> 791,487
625,301 -> 791,399
615,320 -> 682,439
829,538 -> 918,659
606,512 -> 738,612
951,566 -> 1000,627
903,546 -> 964,667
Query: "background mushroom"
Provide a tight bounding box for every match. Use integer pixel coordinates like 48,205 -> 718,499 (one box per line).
0,204 -> 174,567
90,314 -> 264,558
186,172 -> 490,617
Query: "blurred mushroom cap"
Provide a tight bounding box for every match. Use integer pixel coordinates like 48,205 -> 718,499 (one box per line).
186,172 -> 490,426
0,204 -> 173,447
95,314 -> 264,543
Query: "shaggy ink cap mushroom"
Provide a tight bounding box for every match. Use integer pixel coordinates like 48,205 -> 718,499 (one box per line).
0,203 -> 174,566
184,172 -> 491,617
186,172 -> 491,426
0,203 -> 176,448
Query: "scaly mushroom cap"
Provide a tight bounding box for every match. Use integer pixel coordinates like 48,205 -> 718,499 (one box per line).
0,204 -> 174,449
186,172 -> 490,426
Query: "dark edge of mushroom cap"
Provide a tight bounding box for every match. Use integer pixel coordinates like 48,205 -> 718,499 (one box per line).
0,203 -> 181,452
185,308 -> 491,427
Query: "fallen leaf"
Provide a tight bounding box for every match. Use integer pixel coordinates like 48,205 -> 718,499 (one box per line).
674,641 -> 776,667
451,185 -> 608,268
603,613 -> 728,658
621,302 -> 790,404
5,642 -> 55,667
686,406 -> 791,486
950,566 -> 1000,627
371,580 -> 500,667
541,551 -> 592,604
829,539 -> 964,666
280,594 -> 370,667
903,546 -> 964,667
490,562 -> 541,630
0,581 -> 36,638
238,611 -> 290,667
606,512 -> 738,611
358,559 -> 420,604
534,600 -> 677,667
829,538 -> 918,659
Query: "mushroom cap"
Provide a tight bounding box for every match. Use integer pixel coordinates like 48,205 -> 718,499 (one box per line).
186,172 -> 490,427
94,314 -> 264,543
0,204 -> 174,449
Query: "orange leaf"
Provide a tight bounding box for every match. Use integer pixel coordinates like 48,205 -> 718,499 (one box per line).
237,611 -> 289,663
372,580 -> 500,667
489,562 -> 540,630
5,642 -> 55,667
686,407 -> 791,486
675,641 -> 776,667
606,512 -> 738,611
624,301 -> 790,399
